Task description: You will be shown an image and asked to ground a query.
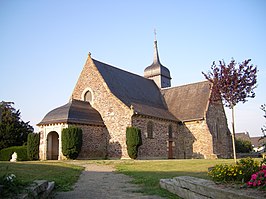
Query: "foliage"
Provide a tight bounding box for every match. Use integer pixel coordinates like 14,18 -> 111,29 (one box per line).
61,126 -> 83,159
0,172 -> 24,197
208,157 -> 260,182
0,101 -> 33,150
246,165 -> 266,189
235,138 -> 252,153
202,59 -> 257,163
27,133 -> 40,160
260,104 -> 266,150
261,104 -> 266,133
0,146 -> 28,161
202,59 -> 257,108
126,127 -> 142,159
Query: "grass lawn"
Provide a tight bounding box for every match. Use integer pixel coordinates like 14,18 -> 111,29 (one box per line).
114,159 -> 236,198
0,161 -> 84,197
0,159 -> 237,198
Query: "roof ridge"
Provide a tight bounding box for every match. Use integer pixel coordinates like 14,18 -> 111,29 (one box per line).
92,58 -> 153,82
162,80 -> 209,91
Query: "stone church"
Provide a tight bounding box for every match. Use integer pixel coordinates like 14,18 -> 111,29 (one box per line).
38,39 -> 232,160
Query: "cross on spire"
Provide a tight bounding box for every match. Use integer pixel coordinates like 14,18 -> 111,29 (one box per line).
154,28 -> 157,41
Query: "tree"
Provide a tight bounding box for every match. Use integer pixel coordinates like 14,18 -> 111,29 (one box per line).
0,101 -> 33,150
61,126 -> 83,159
235,138 -> 252,153
126,127 -> 142,159
259,104 -> 266,151
261,104 -> 266,135
202,59 -> 257,163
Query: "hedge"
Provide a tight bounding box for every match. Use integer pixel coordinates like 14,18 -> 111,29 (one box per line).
27,133 -> 40,160
0,146 -> 28,161
61,126 -> 83,159
126,127 -> 142,159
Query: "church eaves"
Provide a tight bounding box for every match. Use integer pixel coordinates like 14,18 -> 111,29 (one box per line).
37,99 -> 104,126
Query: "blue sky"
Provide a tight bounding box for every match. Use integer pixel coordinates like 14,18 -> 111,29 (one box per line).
0,0 -> 265,137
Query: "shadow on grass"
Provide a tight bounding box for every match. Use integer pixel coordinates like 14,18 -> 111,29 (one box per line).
116,169 -> 208,199
0,161 -> 84,197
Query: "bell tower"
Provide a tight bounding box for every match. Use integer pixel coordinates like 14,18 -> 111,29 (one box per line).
144,31 -> 171,88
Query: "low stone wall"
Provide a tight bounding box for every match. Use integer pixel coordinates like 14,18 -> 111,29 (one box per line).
18,180 -> 54,199
160,176 -> 265,199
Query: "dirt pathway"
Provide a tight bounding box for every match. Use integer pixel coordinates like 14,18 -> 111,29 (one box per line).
55,164 -> 164,199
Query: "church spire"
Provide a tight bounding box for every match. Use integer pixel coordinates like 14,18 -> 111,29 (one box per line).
153,29 -> 161,65
144,30 -> 171,88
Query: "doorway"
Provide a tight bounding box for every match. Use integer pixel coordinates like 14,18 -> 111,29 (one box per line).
168,141 -> 173,159
47,131 -> 59,160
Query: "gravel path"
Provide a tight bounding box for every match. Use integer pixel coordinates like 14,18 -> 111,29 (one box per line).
55,164 -> 164,199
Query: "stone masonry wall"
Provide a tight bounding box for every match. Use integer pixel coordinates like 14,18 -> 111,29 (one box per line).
175,123 -> 194,159
76,124 -> 108,159
185,120 -> 215,159
175,120 -> 216,159
38,123 -> 68,160
132,116 -> 177,159
71,55 -> 132,158
206,102 -> 233,158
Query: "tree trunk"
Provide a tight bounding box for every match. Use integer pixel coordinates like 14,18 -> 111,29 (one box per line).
231,106 -> 237,163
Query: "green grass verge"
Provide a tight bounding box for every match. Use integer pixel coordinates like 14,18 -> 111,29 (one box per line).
0,159 -> 237,198
114,159 -> 235,198
0,161 -> 84,194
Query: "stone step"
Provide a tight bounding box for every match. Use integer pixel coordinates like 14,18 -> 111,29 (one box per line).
18,180 -> 55,199
160,176 -> 265,199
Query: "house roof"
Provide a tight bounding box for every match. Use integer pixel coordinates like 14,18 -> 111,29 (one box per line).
250,137 -> 266,148
92,58 -> 177,121
161,81 -> 212,122
235,132 -> 250,141
38,99 -> 104,126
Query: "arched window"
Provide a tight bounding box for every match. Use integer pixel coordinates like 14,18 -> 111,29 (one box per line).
168,124 -> 173,139
147,121 -> 154,138
84,90 -> 92,103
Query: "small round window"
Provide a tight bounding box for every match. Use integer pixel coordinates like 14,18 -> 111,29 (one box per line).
84,90 -> 92,103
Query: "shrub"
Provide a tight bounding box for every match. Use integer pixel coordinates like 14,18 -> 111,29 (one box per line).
0,173 -> 23,197
208,157 -> 260,183
0,146 -> 28,161
61,126 -> 82,159
27,133 -> 40,160
126,127 -> 142,159
237,157 -> 260,182
247,166 -> 266,189
235,138 -> 252,153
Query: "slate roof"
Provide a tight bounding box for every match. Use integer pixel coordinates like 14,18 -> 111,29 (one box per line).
250,137 -> 266,148
161,81 -> 211,122
235,132 -> 250,141
92,59 -> 177,121
38,99 -> 104,126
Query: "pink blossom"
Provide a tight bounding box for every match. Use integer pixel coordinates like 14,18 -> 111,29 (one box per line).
251,173 -> 257,180
247,181 -> 253,186
258,180 -> 262,186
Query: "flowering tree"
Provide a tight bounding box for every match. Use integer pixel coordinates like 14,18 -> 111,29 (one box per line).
259,104 -> 266,151
202,59 -> 257,163
261,104 -> 266,135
